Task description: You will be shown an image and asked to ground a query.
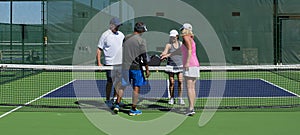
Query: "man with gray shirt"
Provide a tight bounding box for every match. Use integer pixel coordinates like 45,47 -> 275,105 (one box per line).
113,22 -> 150,116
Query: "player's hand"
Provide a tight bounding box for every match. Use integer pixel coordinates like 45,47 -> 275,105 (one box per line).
160,54 -> 169,60
184,63 -> 189,70
97,63 -> 103,71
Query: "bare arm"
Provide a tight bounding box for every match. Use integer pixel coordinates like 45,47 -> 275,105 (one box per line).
161,43 -> 171,55
160,44 -> 171,60
97,32 -> 106,67
183,35 -> 192,68
140,52 -> 150,78
140,38 -> 150,78
145,64 -> 150,78
96,48 -> 103,66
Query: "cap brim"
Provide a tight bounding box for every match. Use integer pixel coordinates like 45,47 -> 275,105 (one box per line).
112,23 -> 122,27
180,26 -> 184,31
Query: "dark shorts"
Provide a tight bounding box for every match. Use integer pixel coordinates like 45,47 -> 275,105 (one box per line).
105,65 -> 122,84
105,70 -> 113,83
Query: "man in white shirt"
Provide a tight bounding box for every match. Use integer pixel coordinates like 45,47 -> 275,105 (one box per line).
96,17 -> 125,108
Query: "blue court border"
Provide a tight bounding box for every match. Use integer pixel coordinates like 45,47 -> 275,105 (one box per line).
44,79 -> 299,98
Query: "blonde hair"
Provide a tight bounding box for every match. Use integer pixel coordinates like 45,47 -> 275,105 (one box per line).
181,29 -> 194,37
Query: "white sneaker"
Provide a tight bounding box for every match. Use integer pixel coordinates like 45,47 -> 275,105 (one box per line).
178,98 -> 185,105
112,97 -> 117,103
168,98 -> 174,105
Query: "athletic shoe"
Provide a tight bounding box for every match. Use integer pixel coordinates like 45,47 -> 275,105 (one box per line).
168,98 -> 174,105
185,109 -> 196,116
112,98 -> 126,107
178,98 -> 185,105
105,100 -> 113,108
129,109 -> 142,116
113,104 -> 120,114
112,97 -> 117,103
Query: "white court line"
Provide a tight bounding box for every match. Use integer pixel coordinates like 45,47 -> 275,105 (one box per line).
199,79 -> 300,98
260,79 -> 300,97
0,80 -> 76,119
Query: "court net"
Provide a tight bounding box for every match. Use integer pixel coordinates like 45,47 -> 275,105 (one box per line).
0,64 -> 300,112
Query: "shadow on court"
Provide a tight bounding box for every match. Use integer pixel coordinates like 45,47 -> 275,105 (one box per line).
74,98 -> 187,116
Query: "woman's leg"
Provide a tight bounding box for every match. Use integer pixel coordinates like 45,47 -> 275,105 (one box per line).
168,73 -> 175,104
169,73 -> 175,98
185,76 -> 196,111
177,72 -> 183,98
177,72 -> 185,105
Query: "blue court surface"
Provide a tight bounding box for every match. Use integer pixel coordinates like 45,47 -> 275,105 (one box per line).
44,79 -> 298,98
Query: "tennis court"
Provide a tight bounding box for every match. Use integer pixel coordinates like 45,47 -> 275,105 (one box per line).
1,0 -> 300,134
1,64 -> 300,110
0,64 -> 300,135
0,64 -> 299,135
1,46 -> 300,134
45,79 -> 298,98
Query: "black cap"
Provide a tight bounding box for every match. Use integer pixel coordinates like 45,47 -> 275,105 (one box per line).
134,22 -> 147,32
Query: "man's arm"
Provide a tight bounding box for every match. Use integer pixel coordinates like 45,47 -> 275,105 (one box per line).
96,48 -> 103,66
145,64 -> 150,78
97,32 -> 107,67
140,52 -> 150,78
140,39 -> 150,78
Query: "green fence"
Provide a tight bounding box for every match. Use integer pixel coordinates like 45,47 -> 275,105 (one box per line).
0,23 -> 44,64
1,0 -> 300,65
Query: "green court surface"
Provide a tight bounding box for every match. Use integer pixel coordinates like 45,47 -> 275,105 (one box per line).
0,110 -> 300,135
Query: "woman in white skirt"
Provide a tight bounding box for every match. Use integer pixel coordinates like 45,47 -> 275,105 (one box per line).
161,30 -> 185,105
180,23 -> 200,116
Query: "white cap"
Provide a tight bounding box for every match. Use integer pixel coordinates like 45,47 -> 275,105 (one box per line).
180,23 -> 192,31
169,30 -> 179,37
